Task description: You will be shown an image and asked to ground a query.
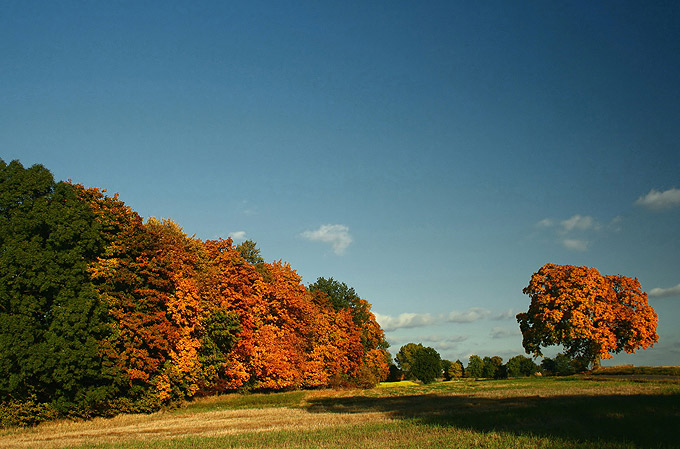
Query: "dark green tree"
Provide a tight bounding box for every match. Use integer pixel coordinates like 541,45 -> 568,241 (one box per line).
395,343 -> 441,384
506,355 -> 538,377
541,353 -> 585,376
441,359 -> 453,381
0,160 -> 114,411
482,356 -> 503,379
410,346 -> 442,384
465,355 -> 484,378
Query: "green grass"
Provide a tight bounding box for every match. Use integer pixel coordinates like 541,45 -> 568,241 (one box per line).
593,365 -> 680,376
6,377 -> 680,449
74,421 -> 646,449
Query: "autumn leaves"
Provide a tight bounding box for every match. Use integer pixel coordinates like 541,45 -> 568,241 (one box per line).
76,184 -> 390,404
517,263 -> 658,366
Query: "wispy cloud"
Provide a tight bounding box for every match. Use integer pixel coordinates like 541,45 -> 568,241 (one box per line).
649,283 -> 680,298
375,312 -> 438,332
376,307 -> 504,331
490,327 -> 519,339
229,231 -> 247,241
301,224 -> 353,255
386,334 -> 469,351
420,335 -> 470,350
560,215 -> 599,233
447,308 -> 490,323
562,238 -> 589,252
493,309 -> 518,320
535,214 -> 619,252
635,188 -> 680,210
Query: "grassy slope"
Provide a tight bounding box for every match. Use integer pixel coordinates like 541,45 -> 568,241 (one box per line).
1,377 -> 678,449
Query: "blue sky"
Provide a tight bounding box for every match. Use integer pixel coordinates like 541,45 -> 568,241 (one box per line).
2,1 -> 679,366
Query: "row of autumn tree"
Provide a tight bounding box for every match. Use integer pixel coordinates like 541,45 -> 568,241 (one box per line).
0,160 -> 389,420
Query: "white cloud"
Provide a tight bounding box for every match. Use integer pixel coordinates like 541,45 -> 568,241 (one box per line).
635,188 -> 680,210
560,214 -> 598,233
375,312 -> 438,332
301,224 -> 353,255
493,309 -> 517,320
535,214 -> 617,252
649,283 -> 680,298
229,231 -> 247,241
376,307 -> 499,331
536,218 -> 555,228
446,308 -> 490,323
490,327 -> 519,339
562,238 -> 589,251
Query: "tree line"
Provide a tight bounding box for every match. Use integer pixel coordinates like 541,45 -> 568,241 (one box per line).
0,160 -> 389,424
389,344 -> 620,384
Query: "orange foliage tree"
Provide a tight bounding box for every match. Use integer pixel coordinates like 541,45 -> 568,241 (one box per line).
76,185 -> 208,405
76,185 -> 389,402
517,263 -> 658,368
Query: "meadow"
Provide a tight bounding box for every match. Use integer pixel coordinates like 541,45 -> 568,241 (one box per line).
0,374 -> 678,449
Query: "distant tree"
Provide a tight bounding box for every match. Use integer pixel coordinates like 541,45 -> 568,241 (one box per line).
465,355 -> 484,378
482,356 -> 503,379
541,353 -> 587,376
448,360 -> 464,379
441,360 -> 453,381
410,346 -> 442,384
506,355 -> 538,377
395,343 -> 442,384
395,343 -> 422,380
517,263 -> 658,369
540,357 -> 556,376
386,364 -> 404,382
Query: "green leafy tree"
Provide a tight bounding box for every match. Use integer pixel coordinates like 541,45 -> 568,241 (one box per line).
541,353 -> 584,376
465,355 -> 484,378
441,360 -> 453,381
395,343 -> 441,384
411,346 -> 442,384
482,356 -> 503,379
449,360 -> 464,379
506,355 -> 538,377
394,343 -> 421,379
0,160 -> 114,411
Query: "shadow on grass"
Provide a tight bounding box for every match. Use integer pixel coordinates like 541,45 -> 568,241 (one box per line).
306,391 -> 680,448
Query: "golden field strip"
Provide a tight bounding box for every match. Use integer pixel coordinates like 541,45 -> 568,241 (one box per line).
1,375 -> 679,449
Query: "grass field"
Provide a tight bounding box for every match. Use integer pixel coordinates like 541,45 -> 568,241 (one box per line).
0,376 -> 678,449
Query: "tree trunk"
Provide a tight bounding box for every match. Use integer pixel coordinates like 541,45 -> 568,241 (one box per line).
591,356 -> 601,371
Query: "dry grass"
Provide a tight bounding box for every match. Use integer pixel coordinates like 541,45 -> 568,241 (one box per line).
0,406 -> 393,449
1,377 -> 678,449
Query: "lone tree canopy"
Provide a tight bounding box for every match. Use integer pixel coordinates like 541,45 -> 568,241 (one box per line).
517,263 -> 658,368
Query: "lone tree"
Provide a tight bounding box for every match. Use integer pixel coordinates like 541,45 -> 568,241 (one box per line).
517,263 -> 658,369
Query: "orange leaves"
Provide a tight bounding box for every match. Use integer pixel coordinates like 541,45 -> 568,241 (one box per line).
518,263 -> 659,365
77,188 -> 389,403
